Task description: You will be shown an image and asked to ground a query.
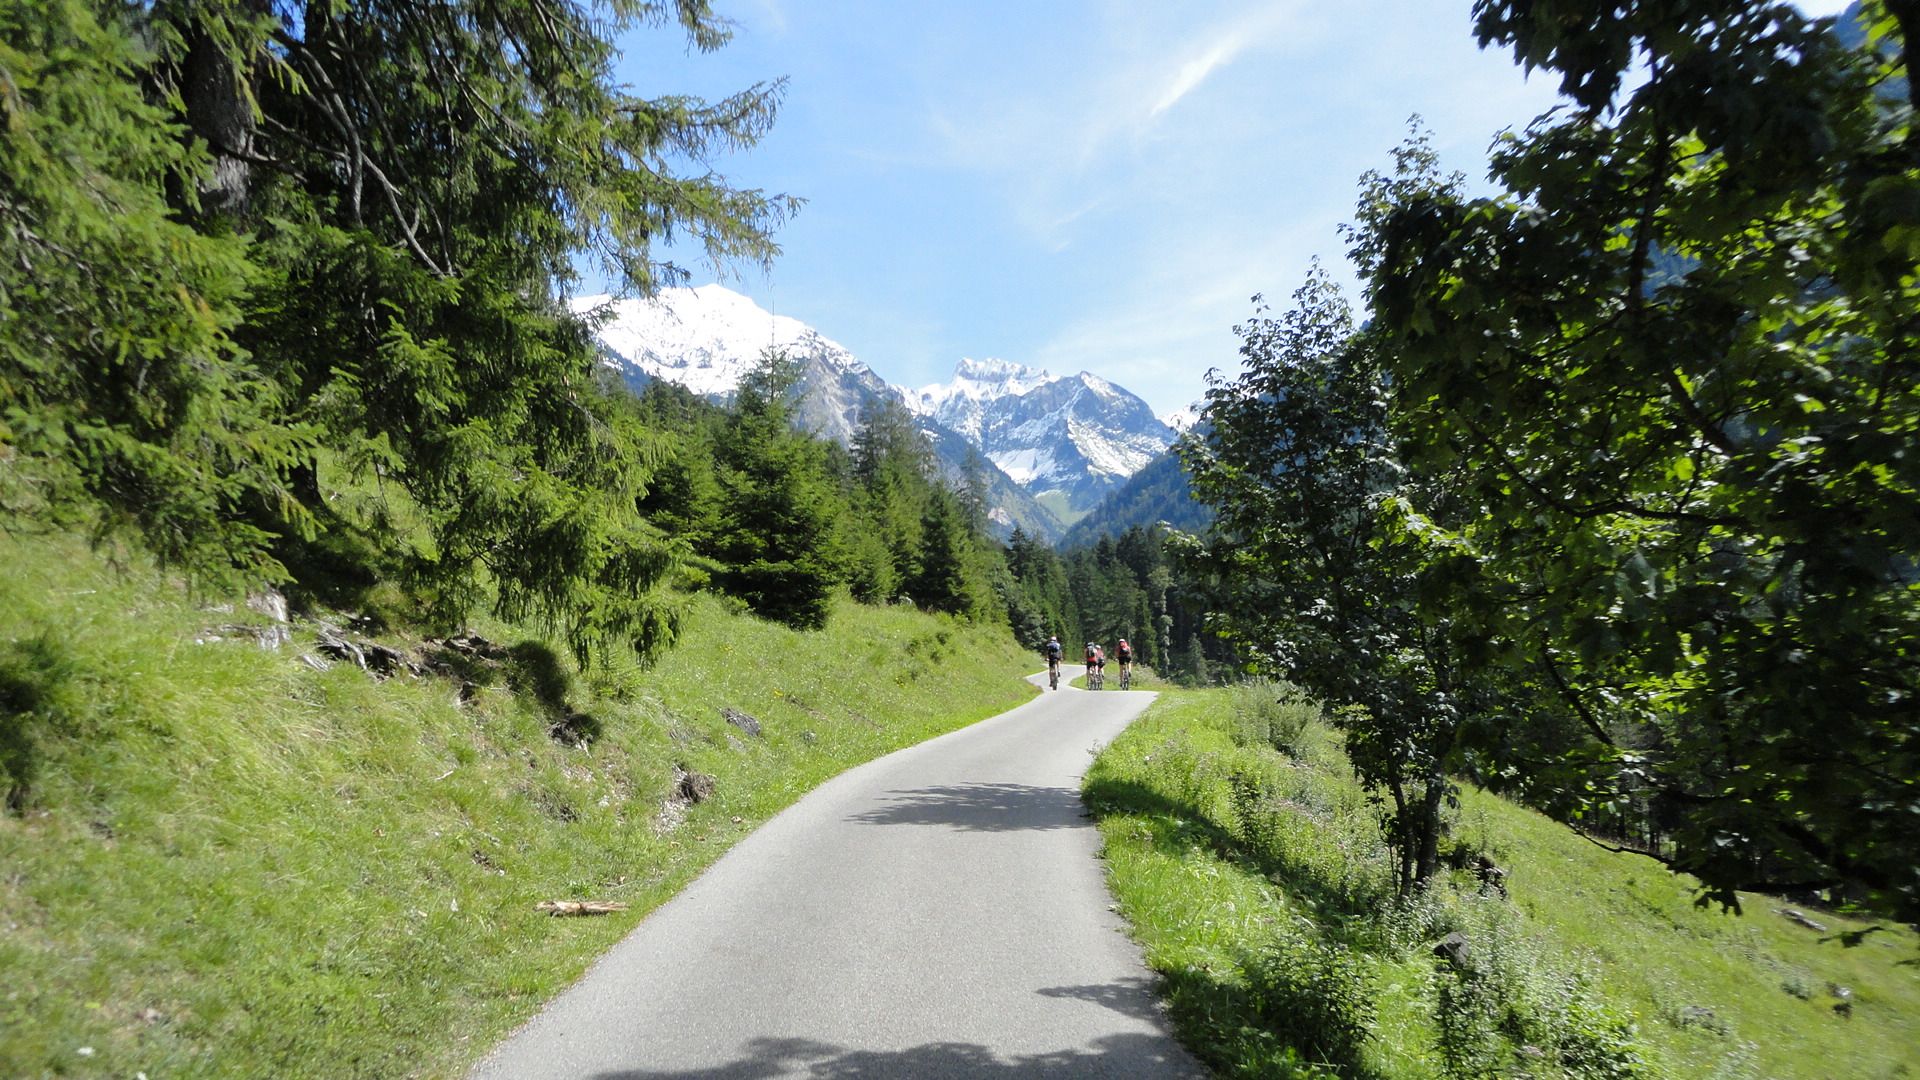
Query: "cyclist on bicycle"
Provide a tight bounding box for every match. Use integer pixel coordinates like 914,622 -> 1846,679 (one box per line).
1116,638 -> 1133,687
1044,635 -> 1063,688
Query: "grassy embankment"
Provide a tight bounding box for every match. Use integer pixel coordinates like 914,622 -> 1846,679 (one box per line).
1085,687 -> 1920,1079
0,529 -> 1036,1078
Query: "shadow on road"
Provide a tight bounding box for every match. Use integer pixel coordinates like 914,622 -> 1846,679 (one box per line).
844,782 -> 1087,832
1035,976 -> 1167,1024
587,1031 -> 1201,1079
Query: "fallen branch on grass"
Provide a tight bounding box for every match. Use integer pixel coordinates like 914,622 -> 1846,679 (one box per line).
535,900 -> 630,916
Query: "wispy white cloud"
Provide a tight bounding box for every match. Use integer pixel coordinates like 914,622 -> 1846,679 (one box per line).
740,0 -> 788,36
1149,17 -> 1274,119
918,3 -> 1309,184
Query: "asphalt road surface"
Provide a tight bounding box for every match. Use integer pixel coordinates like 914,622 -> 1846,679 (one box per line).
468,666 -> 1206,1080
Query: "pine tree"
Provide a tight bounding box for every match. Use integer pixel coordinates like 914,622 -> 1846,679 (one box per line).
713,352 -> 844,629
0,0 -> 308,587
3,0 -> 798,664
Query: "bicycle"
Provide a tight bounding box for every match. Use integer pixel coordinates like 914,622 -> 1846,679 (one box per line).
1048,658 -> 1060,690
1119,663 -> 1133,691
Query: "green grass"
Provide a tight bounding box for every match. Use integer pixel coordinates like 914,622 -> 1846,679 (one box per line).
0,529 -> 1035,1078
1084,688 -> 1920,1080
1032,491 -> 1090,528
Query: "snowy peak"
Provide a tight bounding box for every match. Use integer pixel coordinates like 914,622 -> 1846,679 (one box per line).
572,285 -> 867,399
910,356 -> 1055,425
571,283 -> 1178,535
1161,403 -> 1201,433
914,358 -> 1176,511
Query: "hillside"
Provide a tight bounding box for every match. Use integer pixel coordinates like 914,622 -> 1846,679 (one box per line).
1058,444 -> 1213,548
1085,689 -> 1920,1079
0,530 -> 1036,1078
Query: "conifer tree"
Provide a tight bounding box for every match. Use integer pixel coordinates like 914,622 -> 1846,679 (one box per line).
0,0 -> 308,587
713,352 -> 843,629
5,0 -> 797,665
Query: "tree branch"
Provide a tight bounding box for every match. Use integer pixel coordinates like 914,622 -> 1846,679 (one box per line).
1540,649 -> 1617,747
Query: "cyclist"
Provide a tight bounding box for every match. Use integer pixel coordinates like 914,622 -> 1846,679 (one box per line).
1044,635 -> 1063,689
1116,638 -> 1134,688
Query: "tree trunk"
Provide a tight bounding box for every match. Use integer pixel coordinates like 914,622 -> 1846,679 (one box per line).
1414,777 -> 1447,884
1388,778 -> 1414,893
179,8 -> 266,217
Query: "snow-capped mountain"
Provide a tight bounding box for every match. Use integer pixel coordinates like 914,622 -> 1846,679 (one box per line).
1161,403 -> 1202,434
571,284 -> 1179,537
574,286 -> 892,445
910,358 -> 1175,515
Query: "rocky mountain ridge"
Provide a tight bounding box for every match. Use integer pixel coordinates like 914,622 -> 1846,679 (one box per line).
573,285 -> 1179,538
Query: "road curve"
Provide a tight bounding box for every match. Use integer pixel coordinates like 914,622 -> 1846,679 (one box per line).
468,666 -> 1205,1080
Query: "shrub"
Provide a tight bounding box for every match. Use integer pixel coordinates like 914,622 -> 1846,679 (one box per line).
1434,896 -> 1651,1080
0,633 -> 88,811
1227,677 -> 1320,756
1243,924 -> 1377,1074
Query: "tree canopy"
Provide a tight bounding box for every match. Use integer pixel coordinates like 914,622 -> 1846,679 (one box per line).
2,0 -> 797,663
1188,1 -> 1920,920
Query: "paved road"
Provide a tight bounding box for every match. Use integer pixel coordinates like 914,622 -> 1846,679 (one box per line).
468,666 -> 1205,1080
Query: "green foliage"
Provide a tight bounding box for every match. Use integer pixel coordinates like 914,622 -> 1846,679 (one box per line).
712,354 -> 845,629
1225,678 -> 1320,757
1180,247 -> 1469,891
3,0 -> 802,666
0,634 -> 88,811
1000,525 -> 1076,648
1435,899 -> 1650,1080
1242,929 -> 1376,1075
1007,521 -> 1226,681
1086,689 -> 1920,1079
1363,0 -> 1920,919
906,487 -> 997,618
0,0 -> 308,587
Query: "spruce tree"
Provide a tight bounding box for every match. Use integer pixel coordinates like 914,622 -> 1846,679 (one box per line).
3,0 -> 799,664
0,0 -> 307,587
714,352 -> 843,629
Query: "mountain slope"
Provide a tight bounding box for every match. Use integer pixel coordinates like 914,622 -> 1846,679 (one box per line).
577,287 -> 892,445
912,358 -> 1175,520
1058,444 -> 1212,548
574,286 -> 1175,539
574,288 -> 1066,538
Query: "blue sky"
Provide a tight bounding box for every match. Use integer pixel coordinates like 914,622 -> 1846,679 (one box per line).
594,0 -> 1854,418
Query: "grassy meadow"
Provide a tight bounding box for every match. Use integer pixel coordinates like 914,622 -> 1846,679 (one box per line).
0,530 -> 1036,1078
1085,688 -> 1920,1079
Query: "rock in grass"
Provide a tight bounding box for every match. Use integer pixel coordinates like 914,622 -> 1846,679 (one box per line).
722,707 -> 763,737
1774,907 -> 1828,932
676,767 -> 716,804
